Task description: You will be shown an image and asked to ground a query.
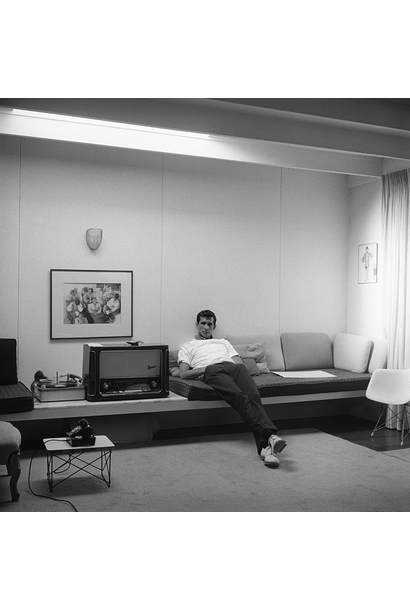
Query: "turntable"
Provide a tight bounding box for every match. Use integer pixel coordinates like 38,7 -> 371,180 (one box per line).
32,370 -> 85,402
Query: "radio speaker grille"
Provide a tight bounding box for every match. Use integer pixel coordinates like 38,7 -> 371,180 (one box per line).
100,350 -> 162,379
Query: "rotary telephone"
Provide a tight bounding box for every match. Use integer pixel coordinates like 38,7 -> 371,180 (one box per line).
66,418 -> 96,446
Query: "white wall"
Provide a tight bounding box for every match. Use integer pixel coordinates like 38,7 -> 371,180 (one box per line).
347,179 -> 383,337
2,136 -> 351,386
0,136 -> 20,340
280,168 -> 349,336
17,139 -> 164,385
161,156 -> 282,346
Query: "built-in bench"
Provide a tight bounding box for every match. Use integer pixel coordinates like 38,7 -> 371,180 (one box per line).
168,331 -> 386,401
0,332 -> 387,443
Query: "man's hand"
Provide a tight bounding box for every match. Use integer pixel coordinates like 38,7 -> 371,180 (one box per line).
179,362 -> 206,380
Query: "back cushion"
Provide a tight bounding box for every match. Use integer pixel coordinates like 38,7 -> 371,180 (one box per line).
0,339 -> 18,385
368,337 -> 388,373
281,333 -> 333,371
333,333 -> 371,373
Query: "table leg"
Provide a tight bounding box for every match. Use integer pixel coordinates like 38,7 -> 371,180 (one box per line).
46,453 -> 54,491
45,448 -> 113,490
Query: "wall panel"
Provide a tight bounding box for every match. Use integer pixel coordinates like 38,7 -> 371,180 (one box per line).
161,156 -> 282,348
0,136 -> 352,387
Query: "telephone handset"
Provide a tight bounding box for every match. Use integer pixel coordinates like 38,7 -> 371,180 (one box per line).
66,418 -> 96,446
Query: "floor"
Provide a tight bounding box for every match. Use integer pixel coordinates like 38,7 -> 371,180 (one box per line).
7,415 -> 410,512
154,414 -> 409,453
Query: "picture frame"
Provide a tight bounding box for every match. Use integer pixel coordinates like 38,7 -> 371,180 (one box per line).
358,243 -> 378,284
50,269 -> 133,339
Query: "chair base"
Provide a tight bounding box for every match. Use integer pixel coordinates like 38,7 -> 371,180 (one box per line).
371,403 -> 410,446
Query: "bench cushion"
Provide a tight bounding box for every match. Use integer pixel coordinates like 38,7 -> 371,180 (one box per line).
169,369 -> 371,401
0,382 -> 34,414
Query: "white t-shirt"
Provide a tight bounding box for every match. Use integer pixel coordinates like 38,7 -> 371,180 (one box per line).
178,338 -> 239,369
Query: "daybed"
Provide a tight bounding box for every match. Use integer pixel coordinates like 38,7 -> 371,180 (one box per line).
168,332 -> 387,404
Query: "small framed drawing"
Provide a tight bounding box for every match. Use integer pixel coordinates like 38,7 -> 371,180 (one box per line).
50,269 -> 133,339
358,243 -> 378,284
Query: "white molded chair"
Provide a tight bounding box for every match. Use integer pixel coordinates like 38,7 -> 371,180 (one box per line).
366,368 -> 410,445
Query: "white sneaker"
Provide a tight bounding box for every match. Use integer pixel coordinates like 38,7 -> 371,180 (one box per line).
259,435 -> 287,468
260,445 -> 280,468
268,434 -> 287,455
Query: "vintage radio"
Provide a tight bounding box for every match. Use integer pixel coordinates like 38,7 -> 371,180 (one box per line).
82,343 -> 169,401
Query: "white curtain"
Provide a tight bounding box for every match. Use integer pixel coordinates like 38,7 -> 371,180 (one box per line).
381,169 -> 410,428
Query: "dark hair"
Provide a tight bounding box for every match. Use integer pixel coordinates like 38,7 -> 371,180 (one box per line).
196,309 -> 217,325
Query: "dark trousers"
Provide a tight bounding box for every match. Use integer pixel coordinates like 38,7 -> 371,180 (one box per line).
203,361 -> 278,455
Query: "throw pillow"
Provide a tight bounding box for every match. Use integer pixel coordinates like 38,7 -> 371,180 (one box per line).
241,358 -> 260,376
233,343 -> 266,363
256,361 -> 270,373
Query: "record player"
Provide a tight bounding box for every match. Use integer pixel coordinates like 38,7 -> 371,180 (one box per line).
31,370 -> 85,402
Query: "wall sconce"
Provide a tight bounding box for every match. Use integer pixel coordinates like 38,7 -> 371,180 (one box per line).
86,228 -> 103,251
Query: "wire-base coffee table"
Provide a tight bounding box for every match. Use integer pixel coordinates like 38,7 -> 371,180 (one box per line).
43,435 -> 114,492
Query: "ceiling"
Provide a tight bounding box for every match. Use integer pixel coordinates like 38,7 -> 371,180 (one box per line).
369,97 -> 410,106
1,98 -> 409,179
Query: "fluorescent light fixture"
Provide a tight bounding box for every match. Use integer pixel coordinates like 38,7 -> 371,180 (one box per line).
8,108 -> 211,139
0,106 -> 383,176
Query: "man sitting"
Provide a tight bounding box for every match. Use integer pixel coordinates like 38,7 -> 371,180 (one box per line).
178,310 -> 287,468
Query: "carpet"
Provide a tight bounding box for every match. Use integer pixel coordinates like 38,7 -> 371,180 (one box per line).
1,427 -> 410,512
383,447 -> 410,463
